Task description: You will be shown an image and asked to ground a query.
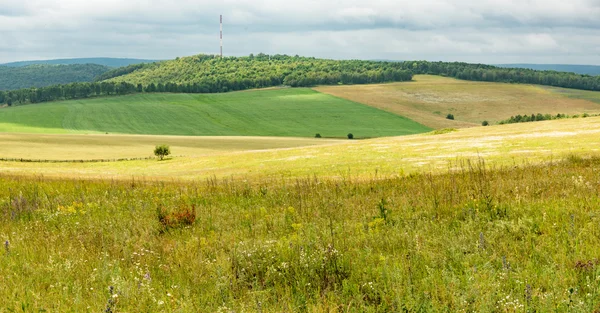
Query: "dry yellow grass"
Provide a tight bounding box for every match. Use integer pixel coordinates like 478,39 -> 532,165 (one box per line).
2,117 -> 600,180
0,133 -> 340,160
315,75 -> 600,129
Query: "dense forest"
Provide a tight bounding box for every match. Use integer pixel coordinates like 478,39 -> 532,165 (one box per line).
107,54 -> 414,89
0,64 -> 110,91
3,54 -> 600,106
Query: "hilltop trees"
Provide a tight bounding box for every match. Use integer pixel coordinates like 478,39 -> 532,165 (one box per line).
108,54 -> 414,90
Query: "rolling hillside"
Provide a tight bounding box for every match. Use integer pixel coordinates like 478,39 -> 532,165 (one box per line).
316,75 -> 600,128
0,64 -> 110,90
2,57 -> 157,68
2,116 -> 599,179
0,88 -> 430,137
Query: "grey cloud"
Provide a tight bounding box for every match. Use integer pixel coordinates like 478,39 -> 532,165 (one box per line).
0,0 -> 599,64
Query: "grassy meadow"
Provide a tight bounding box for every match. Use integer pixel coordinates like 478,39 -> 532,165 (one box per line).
2,156 -> 600,311
316,75 -> 600,129
0,88 -> 430,138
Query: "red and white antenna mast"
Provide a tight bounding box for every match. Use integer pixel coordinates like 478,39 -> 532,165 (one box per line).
220,15 -> 223,58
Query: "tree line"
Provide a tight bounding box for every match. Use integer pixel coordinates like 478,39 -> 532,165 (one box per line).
399,61 -> 600,91
498,113 -> 597,125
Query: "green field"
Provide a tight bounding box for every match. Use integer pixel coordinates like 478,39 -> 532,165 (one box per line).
0,88 -> 430,138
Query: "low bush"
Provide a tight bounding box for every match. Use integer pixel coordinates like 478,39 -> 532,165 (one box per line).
156,204 -> 196,232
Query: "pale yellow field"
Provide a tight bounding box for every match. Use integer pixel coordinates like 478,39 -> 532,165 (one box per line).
315,75 -> 600,129
0,133 -> 340,160
2,117 -> 600,180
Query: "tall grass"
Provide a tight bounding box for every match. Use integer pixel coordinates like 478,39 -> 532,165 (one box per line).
1,157 -> 600,311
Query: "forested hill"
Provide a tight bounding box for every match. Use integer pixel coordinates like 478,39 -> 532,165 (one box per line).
2,58 -> 157,68
107,55 -> 600,93
106,54 -> 414,91
0,64 -> 110,90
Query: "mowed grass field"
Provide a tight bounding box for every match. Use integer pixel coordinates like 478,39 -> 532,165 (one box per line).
3,116 -> 600,180
0,88 -> 430,138
0,133 -> 340,160
315,75 -> 600,129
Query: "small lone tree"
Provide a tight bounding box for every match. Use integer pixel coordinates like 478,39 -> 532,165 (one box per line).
482,120 -> 489,126
315,133 -> 322,138
154,144 -> 171,160
446,114 -> 454,120
347,133 -> 354,139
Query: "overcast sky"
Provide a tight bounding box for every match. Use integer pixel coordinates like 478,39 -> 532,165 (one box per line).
1,0 -> 599,64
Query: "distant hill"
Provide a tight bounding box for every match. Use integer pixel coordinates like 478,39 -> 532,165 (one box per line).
497,64 -> 600,76
2,58 -> 157,68
0,64 -> 110,90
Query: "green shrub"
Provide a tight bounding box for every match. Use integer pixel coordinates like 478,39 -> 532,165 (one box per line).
347,133 -> 354,139
315,133 -> 322,138
446,114 -> 454,120
482,121 -> 489,126
154,144 -> 171,160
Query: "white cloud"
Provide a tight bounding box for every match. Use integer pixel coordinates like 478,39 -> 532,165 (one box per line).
0,0 -> 599,64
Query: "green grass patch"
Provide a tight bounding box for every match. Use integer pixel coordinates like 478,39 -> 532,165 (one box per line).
0,88 -> 430,138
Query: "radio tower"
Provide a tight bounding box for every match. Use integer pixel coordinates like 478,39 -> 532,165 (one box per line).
220,15 -> 223,58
